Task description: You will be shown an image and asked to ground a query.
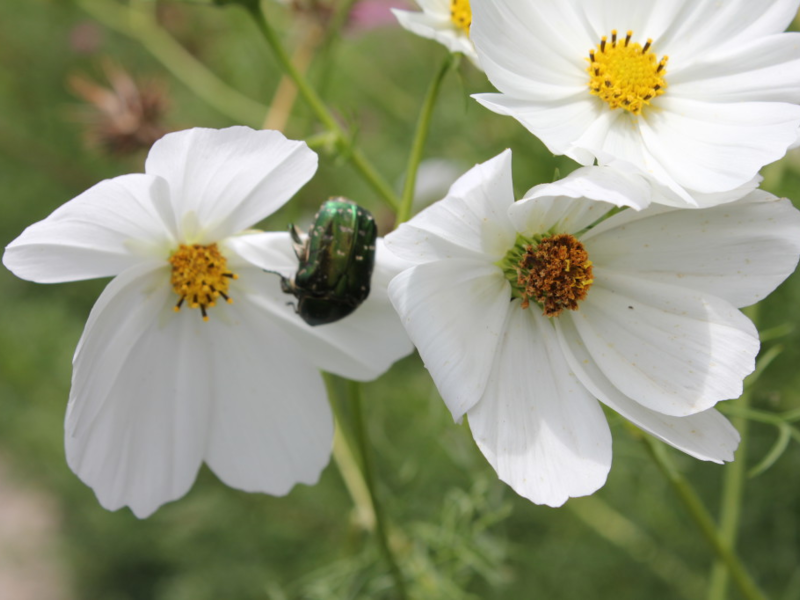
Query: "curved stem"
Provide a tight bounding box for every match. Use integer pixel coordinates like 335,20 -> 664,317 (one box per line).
347,380 -> 408,599
396,53 -> 454,225
642,436 -> 768,600
77,0 -> 268,127
245,3 -> 400,210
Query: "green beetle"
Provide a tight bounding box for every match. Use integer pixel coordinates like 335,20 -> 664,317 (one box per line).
280,198 -> 378,326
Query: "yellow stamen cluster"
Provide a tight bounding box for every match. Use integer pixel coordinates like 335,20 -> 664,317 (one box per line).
587,30 -> 668,115
516,234 -> 594,317
169,243 -> 238,321
450,0 -> 472,35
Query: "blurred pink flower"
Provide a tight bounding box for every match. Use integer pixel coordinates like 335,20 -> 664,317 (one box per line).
347,0 -> 410,35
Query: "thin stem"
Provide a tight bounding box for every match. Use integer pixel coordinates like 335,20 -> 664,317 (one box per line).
263,23 -> 322,131
569,496 -> 704,600
77,0 -> 267,127
707,387 -> 751,600
347,380 -> 408,599
396,53 -> 454,225
642,436 -> 769,600
245,3 -> 400,210
708,303 -> 760,600
323,374 -> 377,531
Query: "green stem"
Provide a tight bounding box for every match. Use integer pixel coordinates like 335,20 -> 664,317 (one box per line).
642,437 -> 768,600
347,380 -> 408,599
77,0 -> 268,127
707,388 -> 751,600
396,53 -> 454,225
245,3 -> 400,210
708,303 -> 760,600
569,496 -> 704,599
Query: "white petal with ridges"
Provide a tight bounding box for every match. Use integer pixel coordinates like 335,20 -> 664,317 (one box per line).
385,150 -> 516,263
144,127 -> 318,242
571,271 -> 758,416
472,94 -> 602,160
66,261 -> 213,518
204,297 -> 333,496
640,98 -> 800,193
670,34 -> 800,104
556,316 -> 739,463
468,304 -> 612,506
512,167 -> 649,234
3,174 -> 174,283
388,259 -> 510,421
584,192 -> 800,308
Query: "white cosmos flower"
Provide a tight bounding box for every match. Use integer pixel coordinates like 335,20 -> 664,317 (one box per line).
2,126 -> 412,518
470,0 -> 800,206
392,0 -> 481,68
385,150 -> 800,506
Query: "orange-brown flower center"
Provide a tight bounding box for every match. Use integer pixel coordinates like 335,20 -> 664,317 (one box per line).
515,234 -> 594,317
169,243 -> 238,321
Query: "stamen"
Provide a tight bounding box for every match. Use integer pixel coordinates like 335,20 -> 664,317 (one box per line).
449,0 -> 472,35
169,243 -> 238,321
587,30 -> 668,116
498,234 -> 594,317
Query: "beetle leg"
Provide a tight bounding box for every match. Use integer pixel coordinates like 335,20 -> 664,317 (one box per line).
288,224 -> 307,259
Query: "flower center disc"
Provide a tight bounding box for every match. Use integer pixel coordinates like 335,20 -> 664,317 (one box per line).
588,30 -> 668,115
169,243 -> 238,321
450,0 -> 472,35
517,234 -> 593,317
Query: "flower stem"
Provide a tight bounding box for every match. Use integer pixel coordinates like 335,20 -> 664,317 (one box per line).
396,52 -> 455,225
707,303 -> 760,600
642,436 -> 769,600
244,3 -> 400,210
346,379 -> 408,599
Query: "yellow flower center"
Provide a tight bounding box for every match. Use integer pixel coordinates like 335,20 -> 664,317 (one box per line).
587,30 -> 668,116
500,233 -> 594,317
450,0 -> 471,35
169,243 -> 238,321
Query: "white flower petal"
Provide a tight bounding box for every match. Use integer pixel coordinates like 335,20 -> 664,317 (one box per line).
659,0 -> 800,62
471,0 -> 595,82
3,174 -> 174,283
641,98 -> 800,193
472,94 -> 601,160
570,271 -> 759,417
225,231 -> 299,280
468,304 -> 612,507
584,191 -> 800,308
385,150 -> 517,263
671,34 -> 800,104
392,8 -> 479,65
469,0 -> 588,95
66,261 -> 212,518
204,297 -> 333,496
512,166 -> 650,235
388,259 -> 510,421
145,127 -> 318,242
556,316 -> 739,463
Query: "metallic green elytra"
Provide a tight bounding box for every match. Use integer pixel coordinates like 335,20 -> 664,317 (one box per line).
281,198 -> 378,326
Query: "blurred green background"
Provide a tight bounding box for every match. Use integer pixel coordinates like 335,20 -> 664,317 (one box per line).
1,1 -> 800,599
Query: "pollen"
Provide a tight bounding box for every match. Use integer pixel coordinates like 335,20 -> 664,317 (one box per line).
587,30 -> 668,116
516,234 -> 593,317
169,243 -> 238,321
450,0 -> 471,35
